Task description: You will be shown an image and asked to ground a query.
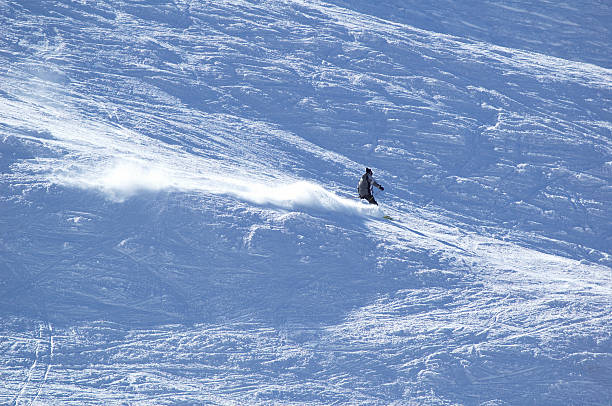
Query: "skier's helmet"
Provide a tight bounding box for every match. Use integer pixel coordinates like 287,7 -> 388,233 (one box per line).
366,167 -> 372,174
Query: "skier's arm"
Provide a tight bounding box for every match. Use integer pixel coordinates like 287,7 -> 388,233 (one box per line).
372,178 -> 383,190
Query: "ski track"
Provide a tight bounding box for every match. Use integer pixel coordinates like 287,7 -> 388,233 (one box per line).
8,323 -> 54,406
1,0 -> 611,404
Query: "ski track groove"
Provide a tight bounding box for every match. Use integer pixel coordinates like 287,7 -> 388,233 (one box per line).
10,323 -> 53,406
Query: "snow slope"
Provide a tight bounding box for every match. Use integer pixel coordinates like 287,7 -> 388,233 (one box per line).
1,0 -> 611,404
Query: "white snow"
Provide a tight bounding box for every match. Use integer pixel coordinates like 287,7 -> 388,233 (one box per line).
1,0 -> 611,404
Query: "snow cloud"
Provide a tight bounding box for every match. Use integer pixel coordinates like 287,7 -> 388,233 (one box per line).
212,178 -> 383,217
53,159 -> 381,218
67,160 -> 176,201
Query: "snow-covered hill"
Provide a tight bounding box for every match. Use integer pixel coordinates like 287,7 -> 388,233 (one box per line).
1,1 -> 611,404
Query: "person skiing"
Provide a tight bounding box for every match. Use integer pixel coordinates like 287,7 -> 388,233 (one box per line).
358,167 -> 384,205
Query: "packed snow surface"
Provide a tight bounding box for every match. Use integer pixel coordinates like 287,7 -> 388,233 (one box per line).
1,0 -> 611,404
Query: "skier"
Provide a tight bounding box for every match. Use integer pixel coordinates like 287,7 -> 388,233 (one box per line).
358,167 -> 384,205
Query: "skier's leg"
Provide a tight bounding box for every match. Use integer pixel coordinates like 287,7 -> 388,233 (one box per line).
366,195 -> 378,205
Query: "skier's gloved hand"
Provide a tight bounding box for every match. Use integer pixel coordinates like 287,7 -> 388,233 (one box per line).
380,186 -> 384,191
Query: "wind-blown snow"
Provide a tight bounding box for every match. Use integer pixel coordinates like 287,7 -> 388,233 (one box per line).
1,0 -> 611,405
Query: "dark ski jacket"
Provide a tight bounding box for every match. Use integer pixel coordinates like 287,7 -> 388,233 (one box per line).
358,172 -> 382,197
